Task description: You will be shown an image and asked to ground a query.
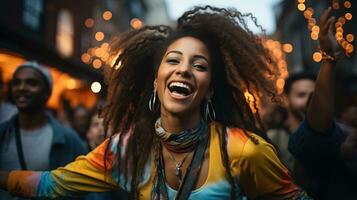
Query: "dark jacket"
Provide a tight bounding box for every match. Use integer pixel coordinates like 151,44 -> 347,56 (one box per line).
288,120 -> 357,200
0,114 -> 87,170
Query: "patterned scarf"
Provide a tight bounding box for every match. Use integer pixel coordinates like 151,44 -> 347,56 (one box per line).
155,118 -> 204,153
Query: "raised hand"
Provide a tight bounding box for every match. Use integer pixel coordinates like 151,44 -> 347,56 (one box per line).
318,7 -> 343,59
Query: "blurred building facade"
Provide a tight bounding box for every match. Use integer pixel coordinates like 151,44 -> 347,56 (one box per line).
0,0 -> 170,111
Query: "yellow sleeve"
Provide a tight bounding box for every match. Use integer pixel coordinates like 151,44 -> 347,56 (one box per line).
228,129 -> 302,199
8,139 -> 119,199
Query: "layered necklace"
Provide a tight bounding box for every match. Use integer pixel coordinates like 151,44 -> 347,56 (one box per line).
155,118 -> 203,153
155,118 -> 204,180
154,118 -> 209,200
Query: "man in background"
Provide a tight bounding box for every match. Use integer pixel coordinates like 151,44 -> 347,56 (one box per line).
267,73 -> 316,171
0,61 -> 87,200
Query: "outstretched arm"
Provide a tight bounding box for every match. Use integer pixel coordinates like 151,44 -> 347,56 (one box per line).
1,139 -> 119,199
306,7 -> 340,132
288,7 -> 348,176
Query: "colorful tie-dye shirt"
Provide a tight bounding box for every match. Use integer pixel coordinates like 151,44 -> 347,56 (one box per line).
7,122 -> 309,199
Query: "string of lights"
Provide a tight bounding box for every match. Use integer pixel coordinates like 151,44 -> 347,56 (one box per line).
297,0 -> 354,62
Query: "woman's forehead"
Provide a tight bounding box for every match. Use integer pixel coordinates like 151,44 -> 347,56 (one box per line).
165,36 -> 210,58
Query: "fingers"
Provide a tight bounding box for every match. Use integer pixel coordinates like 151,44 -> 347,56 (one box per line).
320,7 -> 332,26
320,8 -> 334,35
327,16 -> 335,33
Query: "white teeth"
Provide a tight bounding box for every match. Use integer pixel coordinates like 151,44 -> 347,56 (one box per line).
169,82 -> 191,91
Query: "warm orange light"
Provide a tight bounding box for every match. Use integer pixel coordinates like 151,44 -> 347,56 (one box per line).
311,25 -> 320,33
244,91 -> 254,103
336,27 -> 344,33
265,39 -> 274,48
345,13 -> 352,20
346,34 -> 354,42
335,22 -> 343,28
66,79 -> 77,90
273,49 -> 282,58
84,18 -> 94,28
313,52 -> 322,62
101,42 -> 110,51
102,11 -> 113,21
273,41 -> 281,48
95,32 -> 105,41
297,3 -> 306,11
281,70 -> 289,78
342,40 -> 349,49
307,7 -> 314,14
276,78 -> 285,89
278,60 -> 287,69
303,10 -> 312,19
333,2 -> 340,10
298,0 -> 305,3
95,48 -> 104,57
344,1 -> 351,8
130,18 -> 143,29
335,32 -> 343,40
282,43 -> 293,53
338,17 -> 346,24
346,44 -> 354,53
81,53 -> 91,63
101,53 -> 109,62
93,59 -> 102,69
311,32 -> 319,40
308,18 -> 316,24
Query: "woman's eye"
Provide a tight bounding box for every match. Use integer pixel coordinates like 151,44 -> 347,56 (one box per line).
194,64 -> 207,71
167,59 -> 179,64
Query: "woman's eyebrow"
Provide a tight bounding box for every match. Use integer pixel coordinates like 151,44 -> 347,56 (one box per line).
166,51 -> 209,62
193,55 -> 209,63
165,50 -> 182,56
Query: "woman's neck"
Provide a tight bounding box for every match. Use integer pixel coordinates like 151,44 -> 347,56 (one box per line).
160,111 -> 201,133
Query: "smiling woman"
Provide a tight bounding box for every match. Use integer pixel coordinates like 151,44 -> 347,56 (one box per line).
0,5 -> 311,200
156,37 -> 212,129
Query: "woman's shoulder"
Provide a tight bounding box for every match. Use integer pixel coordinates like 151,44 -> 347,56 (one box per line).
225,126 -> 277,163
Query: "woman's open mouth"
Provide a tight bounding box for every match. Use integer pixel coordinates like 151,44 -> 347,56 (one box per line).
168,81 -> 194,99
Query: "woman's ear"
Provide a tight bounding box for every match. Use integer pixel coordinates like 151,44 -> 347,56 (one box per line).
153,79 -> 157,90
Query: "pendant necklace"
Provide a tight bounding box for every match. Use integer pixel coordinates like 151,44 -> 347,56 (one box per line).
167,151 -> 191,181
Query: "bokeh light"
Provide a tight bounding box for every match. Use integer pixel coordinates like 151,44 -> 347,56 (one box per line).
313,52 -> 322,62
81,53 -> 91,64
91,82 -> 101,93
84,18 -> 94,28
297,3 -> 306,11
102,11 -> 112,21
95,32 -> 105,41
130,18 -> 143,29
92,59 -> 102,69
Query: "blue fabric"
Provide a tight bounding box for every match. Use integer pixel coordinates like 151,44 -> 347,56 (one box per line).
288,120 -> 357,199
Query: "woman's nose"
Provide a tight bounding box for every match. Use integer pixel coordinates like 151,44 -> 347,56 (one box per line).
176,62 -> 192,77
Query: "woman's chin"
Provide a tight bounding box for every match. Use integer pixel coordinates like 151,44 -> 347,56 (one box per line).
161,104 -> 197,117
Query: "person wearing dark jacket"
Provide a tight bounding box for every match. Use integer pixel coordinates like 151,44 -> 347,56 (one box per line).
288,7 -> 357,199
0,61 -> 87,200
